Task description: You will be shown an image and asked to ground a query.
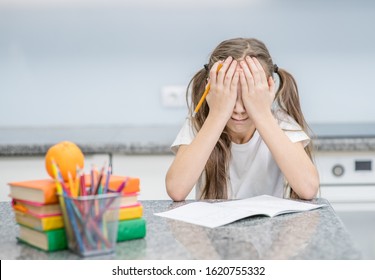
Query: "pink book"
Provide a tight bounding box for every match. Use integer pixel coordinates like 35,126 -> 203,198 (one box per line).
12,199 -> 62,218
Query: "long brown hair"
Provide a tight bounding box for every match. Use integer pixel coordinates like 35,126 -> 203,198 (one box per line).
187,38 -> 313,199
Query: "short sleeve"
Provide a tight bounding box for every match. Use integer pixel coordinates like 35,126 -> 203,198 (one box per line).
170,117 -> 196,154
274,109 -> 310,147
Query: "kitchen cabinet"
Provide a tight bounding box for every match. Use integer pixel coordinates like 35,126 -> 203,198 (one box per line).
315,150 -> 375,211
314,150 -> 375,259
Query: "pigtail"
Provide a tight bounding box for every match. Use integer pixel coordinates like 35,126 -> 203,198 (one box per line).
201,133 -> 231,199
275,69 -> 303,128
275,68 -> 314,198
187,66 -> 231,199
186,68 -> 207,117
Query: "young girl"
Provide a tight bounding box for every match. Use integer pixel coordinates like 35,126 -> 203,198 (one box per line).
166,38 -> 319,201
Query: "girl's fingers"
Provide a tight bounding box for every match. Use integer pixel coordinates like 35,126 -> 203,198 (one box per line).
241,61 -> 256,93
231,70 -> 240,93
252,57 -> 268,85
209,61 -> 223,86
224,60 -> 238,88
215,56 -> 233,85
268,76 -> 276,98
245,56 -> 261,85
240,61 -> 254,93
239,70 -> 249,95
246,56 -> 269,87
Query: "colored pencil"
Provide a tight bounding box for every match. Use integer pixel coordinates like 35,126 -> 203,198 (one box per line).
64,195 -> 85,253
80,170 -> 87,196
103,164 -> 111,194
75,165 -> 80,197
93,163 -> 105,195
116,178 -> 129,193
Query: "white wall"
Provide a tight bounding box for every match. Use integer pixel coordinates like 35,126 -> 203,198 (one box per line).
1,0 -> 375,127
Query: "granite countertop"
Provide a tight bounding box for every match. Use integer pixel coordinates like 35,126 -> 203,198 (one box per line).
311,123 -> 375,152
0,199 -> 362,260
0,123 -> 374,156
0,126 -> 177,156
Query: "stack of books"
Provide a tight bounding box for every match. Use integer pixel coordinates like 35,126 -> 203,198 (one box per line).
8,179 -> 68,252
107,177 -> 146,242
8,175 -> 146,252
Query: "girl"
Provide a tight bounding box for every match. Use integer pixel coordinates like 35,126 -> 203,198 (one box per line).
166,38 -> 319,201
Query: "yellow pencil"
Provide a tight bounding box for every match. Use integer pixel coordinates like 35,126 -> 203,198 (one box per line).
192,63 -> 223,117
74,165 -> 80,197
51,159 -> 62,194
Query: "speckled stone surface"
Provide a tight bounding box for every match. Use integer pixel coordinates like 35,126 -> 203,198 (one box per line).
0,125 -> 375,156
0,199 -> 362,260
314,138 -> 375,152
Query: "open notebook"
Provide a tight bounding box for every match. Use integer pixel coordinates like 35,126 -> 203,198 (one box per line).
155,195 -> 326,228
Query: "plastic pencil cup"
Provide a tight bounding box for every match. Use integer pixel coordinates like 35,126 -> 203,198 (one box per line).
58,192 -> 121,257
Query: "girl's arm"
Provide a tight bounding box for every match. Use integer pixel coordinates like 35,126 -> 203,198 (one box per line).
240,56 -> 319,199
166,114 -> 228,201
166,58 -> 239,201
254,112 -> 319,199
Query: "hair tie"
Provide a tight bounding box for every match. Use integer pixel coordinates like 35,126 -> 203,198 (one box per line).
204,64 -> 209,71
273,64 -> 279,73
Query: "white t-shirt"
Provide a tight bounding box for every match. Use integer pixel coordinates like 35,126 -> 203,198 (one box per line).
171,109 -> 310,199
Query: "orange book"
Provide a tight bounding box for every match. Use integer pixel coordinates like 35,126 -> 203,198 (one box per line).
109,176 -> 140,194
8,175 -> 140,204
8,179 -> 58,204
84,175 -> 140,194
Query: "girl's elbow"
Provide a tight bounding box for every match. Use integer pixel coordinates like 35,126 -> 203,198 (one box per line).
165,176 -> 188,202
298,175 -> 320,200
167,190 -> 187,202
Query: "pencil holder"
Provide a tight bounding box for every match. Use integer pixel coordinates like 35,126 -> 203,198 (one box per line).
58,192 -> 121,257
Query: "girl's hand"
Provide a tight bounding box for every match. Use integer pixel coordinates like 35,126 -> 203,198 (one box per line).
206,57 -> 239,122
239,56 -> 275,121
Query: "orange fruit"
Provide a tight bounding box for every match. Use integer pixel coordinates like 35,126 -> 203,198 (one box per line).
45,141 -> 84,182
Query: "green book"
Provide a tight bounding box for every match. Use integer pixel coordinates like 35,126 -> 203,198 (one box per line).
117,218 -> 146,242
17,225 -> 67,252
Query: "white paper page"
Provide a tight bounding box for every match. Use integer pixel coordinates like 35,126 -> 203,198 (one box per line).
215,195 -> 325,217
154,195 -> 325,228
154,202 -> 255,228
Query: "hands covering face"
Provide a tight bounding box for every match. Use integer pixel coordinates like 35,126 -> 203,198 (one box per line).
206,56 -> 275,121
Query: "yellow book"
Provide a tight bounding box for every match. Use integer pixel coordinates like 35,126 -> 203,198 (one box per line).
14,210 -> 64,231
118,203 -> 143,221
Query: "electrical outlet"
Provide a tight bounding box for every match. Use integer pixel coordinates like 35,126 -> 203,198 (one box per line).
161,85 -> 186,108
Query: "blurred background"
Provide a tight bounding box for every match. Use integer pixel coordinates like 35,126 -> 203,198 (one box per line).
1,0 -> 375,127
1,0 -> 375,259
